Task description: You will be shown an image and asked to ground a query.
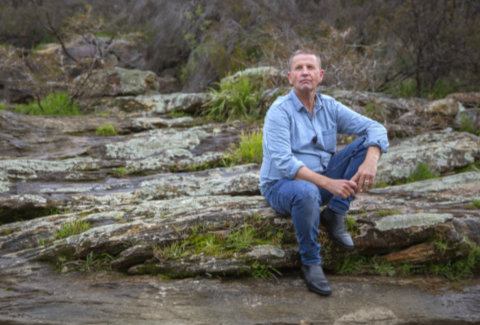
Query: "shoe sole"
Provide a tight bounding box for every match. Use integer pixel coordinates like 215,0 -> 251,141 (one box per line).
306,284 -> 332,296
332,238 -> 355,251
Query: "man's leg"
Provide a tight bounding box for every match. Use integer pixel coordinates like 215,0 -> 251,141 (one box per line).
320,136 -> 368,213
319,136 -> 368,249
264,179 -> 322,265
264,178 -> 331,296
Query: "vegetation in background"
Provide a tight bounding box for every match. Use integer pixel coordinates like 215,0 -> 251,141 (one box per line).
96,123 -> 117,136
223,130 -> 263,166
458,111 -> 480,136
469,199 -> 480,210
0,103 -> 7,110
405,162 -> 440,183
203,74 -> 265,122
14,91 -> 80,116
55,219 -> 91,240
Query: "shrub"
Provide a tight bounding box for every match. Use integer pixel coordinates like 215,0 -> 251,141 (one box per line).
223,130 -> 263,166
14,91 -> 80,116
203,74 -> 265,122
0,103 -> 7,110
96,124 -> 117,136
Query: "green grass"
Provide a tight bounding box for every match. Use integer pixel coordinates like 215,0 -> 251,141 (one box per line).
0,103 -> 7,110
203,74 -> 265,122
14,91 -> 80,116
113,167 -> 127,177
405,162 -> 439,183
469,199 -> 480,209
223,130 -> 263,166
96,124 -> 117,136
154,216 -> 284,263
55,219 -> 91,240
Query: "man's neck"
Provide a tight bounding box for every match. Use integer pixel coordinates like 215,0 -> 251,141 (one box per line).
294,89 -> 316,115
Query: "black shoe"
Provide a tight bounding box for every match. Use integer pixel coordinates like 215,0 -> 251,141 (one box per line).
320,208 -> 354,250
301,264 -> 331,296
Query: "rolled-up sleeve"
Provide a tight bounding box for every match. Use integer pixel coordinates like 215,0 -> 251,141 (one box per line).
263,105 -> 305,179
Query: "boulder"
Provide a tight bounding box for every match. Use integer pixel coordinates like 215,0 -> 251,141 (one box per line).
73,67 -> 170,97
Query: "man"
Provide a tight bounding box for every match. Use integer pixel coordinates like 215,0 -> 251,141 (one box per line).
259,49 -> 389,296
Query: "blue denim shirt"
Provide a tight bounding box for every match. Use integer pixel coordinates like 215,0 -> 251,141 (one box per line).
259,89 -> 389,195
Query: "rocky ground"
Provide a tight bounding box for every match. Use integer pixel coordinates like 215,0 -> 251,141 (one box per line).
0,67 -> 480,324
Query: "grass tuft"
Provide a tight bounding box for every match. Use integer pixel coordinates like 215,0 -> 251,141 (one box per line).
96,123 -> 117,136
203,74 -> 265,122
14,91 -> 80,116
55,219 -> 91,240
223,130 -> 263,166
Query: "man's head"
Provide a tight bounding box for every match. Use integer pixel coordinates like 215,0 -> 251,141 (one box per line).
288,49 -> 325,95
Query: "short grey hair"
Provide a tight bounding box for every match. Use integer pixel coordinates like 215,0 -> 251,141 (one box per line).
288,49 -> 322,70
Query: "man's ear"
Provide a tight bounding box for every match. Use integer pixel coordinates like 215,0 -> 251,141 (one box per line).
287,71 -> 293,85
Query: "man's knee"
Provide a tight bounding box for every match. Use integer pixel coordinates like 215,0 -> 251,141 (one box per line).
291,181 -> 320,207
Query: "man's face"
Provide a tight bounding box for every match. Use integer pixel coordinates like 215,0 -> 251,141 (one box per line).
287,54 -> 324,94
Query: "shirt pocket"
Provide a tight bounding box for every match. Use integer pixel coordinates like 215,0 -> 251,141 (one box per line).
320,129 -> 336,154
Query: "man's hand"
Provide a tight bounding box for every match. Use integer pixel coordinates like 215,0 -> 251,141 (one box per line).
295,166 -> 358,199
323,178 -> 358,199
350,146 -> 381,193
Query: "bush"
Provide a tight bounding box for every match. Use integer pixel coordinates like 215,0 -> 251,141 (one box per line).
223,130 -> 263,166
0,103 -> 7,110
96,124 -> 117,136
203,74 -> 265,122
14,91 -> 80,116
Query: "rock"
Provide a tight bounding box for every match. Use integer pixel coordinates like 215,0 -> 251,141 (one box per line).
415,98 -> 460,129
447,92 -> 480,107
131,92 -> 212,115
376,130 -> 480,184
73,67 -> 164,97
220,66 -> 287,88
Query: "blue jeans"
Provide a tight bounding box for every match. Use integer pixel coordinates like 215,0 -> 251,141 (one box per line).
263,136 -> 367,265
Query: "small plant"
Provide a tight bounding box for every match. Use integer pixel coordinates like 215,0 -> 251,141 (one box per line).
251,261 -> 281,279
345,216 -> 358,235
0,103 -> 7,110
372,257 -> 396,276
14,91 -> 80,116
405,162 -> 439,183
469,199 -> 480,209
203,74 -> 265,122
79,251 -> 114,272
55,219 -> 91,240
113,167 -> 126,177
96,123 -> 117,136
223,130 -> 263,166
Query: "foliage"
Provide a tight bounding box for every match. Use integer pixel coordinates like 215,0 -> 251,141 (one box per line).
96,123 -> 117,136
251,261 -> 281,279
0,103 -> 7,110
113,167 -> 127,177
154,215 -> 284,264
55,219 -> 91,240
223,130 -> 263,166
203,74 -> 265,122
470,199 -> 480,210
14,91 -> 80,116
79,251 -> 114,272
405,162 -> 440,183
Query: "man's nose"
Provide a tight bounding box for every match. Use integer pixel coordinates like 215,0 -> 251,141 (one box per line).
301,66 -> 309,74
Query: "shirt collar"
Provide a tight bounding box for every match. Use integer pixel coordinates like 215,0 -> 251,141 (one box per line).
289,89 -> 323,113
